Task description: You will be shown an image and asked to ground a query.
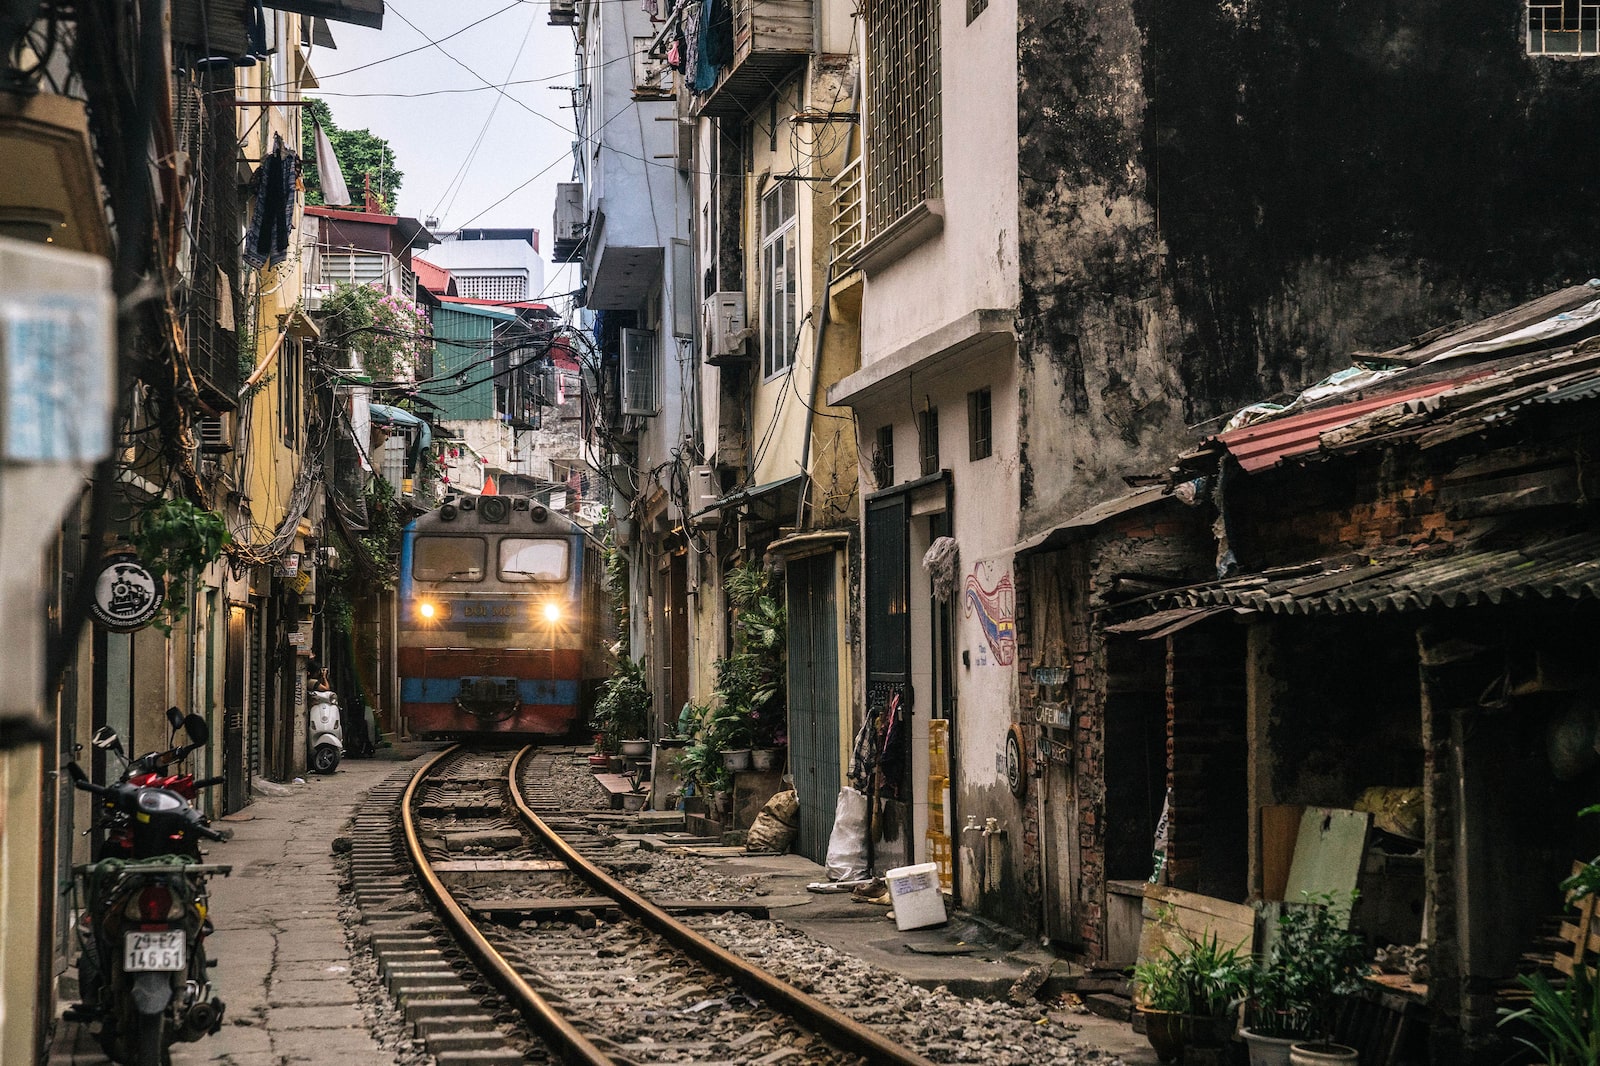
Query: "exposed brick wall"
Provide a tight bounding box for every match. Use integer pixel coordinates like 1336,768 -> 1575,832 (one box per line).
1230,451 -> 1461,569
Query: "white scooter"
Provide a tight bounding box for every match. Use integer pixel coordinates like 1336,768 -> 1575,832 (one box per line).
308,689 -> 344,775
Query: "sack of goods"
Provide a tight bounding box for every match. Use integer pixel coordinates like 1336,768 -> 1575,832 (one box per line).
745,789 -> 800,853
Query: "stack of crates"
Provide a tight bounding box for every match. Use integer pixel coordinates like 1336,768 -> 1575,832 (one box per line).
927,720 -> 952,891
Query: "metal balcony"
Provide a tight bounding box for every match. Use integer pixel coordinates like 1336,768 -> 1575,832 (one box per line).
692,0 -> 814,119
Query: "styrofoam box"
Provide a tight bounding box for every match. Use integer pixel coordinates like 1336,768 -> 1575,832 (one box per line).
885,862 -> 947,930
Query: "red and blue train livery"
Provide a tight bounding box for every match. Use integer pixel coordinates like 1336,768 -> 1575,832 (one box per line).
397,494 -> 607,738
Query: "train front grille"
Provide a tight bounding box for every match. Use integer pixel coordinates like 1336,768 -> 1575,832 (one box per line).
453,676 -> 520,721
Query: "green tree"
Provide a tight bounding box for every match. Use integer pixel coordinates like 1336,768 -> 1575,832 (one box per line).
301,98 -> 404,213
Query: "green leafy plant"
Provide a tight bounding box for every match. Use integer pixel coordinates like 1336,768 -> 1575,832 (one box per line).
322,281 -> 430,381
1500,807 -> 1600,1065
1501,967 -> 1600,1066
1246,891 -> 1367,1043
1134,919 -> 1253,1019
603,538 -> 630,655
300,98 -> 404,211
591,655 -> 651,749
132,498 -> 231,631
710,564 -> 786,749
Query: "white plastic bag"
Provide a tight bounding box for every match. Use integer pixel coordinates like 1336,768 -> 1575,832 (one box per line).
824,786 -> 870,880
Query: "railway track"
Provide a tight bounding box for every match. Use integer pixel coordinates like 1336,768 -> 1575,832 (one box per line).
345,745 -> 937,1066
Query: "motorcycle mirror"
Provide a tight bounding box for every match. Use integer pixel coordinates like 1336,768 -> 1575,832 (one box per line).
91,726 -> 123,756
166,706 -> 185,732
183,714 -> 210,747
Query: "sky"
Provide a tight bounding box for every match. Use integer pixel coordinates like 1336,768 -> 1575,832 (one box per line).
306,0 -> 582,299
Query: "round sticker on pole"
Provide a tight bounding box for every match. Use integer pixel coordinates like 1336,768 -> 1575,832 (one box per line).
91,552 -> 165,632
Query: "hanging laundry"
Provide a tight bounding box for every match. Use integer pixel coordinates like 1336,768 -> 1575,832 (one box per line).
643,0 -> 659,18
704,0 -> 734,69
876,687 -> 912,800
244,134 -> 300,269
681,2 -> 703,90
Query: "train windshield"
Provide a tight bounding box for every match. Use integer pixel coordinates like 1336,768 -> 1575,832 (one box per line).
498,538 -> 569,582
412,537 -> 486,582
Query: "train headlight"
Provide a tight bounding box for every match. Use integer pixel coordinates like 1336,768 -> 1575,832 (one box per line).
419,601 -> 436,619
542,602 -> 561,623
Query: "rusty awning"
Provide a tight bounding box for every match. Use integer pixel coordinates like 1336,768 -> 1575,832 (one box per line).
1102,530 -> 1600,631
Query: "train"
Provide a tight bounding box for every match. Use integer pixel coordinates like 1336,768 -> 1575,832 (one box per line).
397,494 -> 609,738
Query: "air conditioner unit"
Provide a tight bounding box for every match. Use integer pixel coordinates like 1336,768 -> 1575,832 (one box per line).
687,466 -> 721,527
197,416 -> 232,453
703,292 -> 750,366
548,0 -> 577,25
554,184 -> 584,243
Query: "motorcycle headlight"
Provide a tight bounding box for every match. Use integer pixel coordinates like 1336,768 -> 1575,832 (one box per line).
542,602 -> 561,623
136,789 -> 185,814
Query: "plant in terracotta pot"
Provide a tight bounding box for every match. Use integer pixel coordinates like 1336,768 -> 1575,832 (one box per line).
1134,923 -> 1252,1064
1242,892 -> 1367,1066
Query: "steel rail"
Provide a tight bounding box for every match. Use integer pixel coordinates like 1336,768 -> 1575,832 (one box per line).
400,744 -> 614,1066
506,746 -> 938,1066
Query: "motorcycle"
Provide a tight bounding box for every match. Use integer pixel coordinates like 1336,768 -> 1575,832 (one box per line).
67,710 -> 232,1066
308,687 -> 344,775
94,708 -> 225,859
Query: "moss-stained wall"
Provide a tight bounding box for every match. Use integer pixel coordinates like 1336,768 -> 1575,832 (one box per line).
1017,0 -> 1600,527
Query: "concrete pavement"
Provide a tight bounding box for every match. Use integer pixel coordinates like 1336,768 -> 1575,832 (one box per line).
49,745 -> 433,1066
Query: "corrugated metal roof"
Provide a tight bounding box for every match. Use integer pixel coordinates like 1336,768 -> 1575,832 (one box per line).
1118,532 -> 1600,622
1214,375 -> 1486,473
1532,372 -> 1600,408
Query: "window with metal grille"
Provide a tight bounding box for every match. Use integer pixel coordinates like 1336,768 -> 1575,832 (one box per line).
874,424 -> 895,488
866,0 -> 942,236
456,273 -> 528,301
917,406 -> 939,476
279,338 -> 302,448
1529,1 -> 1600,54
620,328 -> 658,415
761,182 -> 799,377
968,387 -> 992,460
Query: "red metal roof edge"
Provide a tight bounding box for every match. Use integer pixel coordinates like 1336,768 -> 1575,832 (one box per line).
305,204 -> 400,225
434,296 -> 553,312
1215,372 -> 1491,473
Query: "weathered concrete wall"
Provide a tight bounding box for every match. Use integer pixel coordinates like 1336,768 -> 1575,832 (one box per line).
1017,0 -> 1600,528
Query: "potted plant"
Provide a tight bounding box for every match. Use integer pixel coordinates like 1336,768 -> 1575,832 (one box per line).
591,656 -> 651,756
1241,892 -> 1367,1066
710,565 -> 786,774
1133,924 -> 1252,1064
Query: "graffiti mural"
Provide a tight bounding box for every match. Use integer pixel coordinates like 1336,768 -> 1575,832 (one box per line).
963,565 -> 1016,666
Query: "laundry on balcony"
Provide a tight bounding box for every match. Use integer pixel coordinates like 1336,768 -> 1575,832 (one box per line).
244,134 -> 300,269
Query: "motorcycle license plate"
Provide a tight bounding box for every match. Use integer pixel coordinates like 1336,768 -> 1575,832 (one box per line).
124,931 -> 185,971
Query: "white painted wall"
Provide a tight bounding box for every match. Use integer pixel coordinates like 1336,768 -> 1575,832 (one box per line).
856,0 -> 1020,366
425,233 -> 546,300
854,347 -> 1021,864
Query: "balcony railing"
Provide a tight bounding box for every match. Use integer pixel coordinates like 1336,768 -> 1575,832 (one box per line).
829,155 -> 865,270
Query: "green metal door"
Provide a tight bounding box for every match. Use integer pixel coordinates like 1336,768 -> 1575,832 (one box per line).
786,552 -> 840,865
